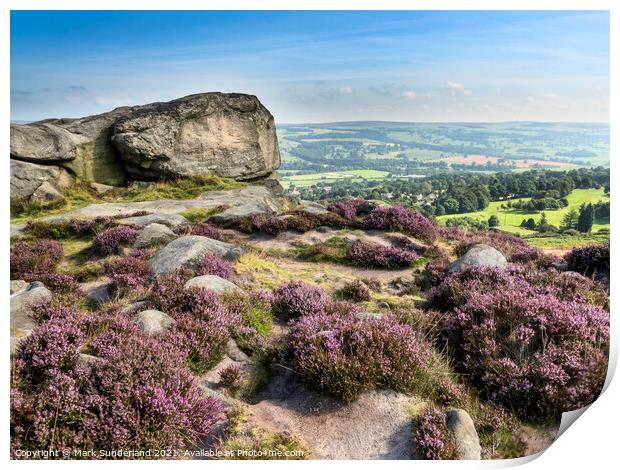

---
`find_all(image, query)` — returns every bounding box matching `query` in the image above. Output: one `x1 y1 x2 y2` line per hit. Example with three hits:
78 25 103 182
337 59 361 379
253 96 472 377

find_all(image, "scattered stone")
226 339 250 362
297 201 329 216
446 409 481 460
133 222 178 249
10 281 52 338
10 280 29 295
184 275 242 293
316 225 331 233
30 181 64 203
119 301 147 315
78 353 104 368
83 281 111 308
150 236 244 277
134 309 176 334
448 244 507 273
90 182 116 194
355 311 383 322
377 301 391 310
357 199 390 216
117 213 188 229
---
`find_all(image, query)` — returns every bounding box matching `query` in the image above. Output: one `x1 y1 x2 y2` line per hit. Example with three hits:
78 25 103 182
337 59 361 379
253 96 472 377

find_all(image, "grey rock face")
10 93 281 202
10 280 29 295
297 201 329 216
10 281 53 337
133 223 178 249
134 309 176 334
207 186 283 227
184 275 242 293
111 93 280 181
10 159 74 202
446 409 481 460
150 235 243 277
117 213 188 229
226 338 250 362
448 244 507 273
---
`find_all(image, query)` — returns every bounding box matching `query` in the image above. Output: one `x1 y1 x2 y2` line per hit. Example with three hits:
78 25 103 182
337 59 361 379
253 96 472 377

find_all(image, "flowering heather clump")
150 274 238 372
272 281 330 320
347 240 418 269
23 272 82 301
219 363 242 388
197 254 233 279
10 239 63 279
413 405 457 460
451 230 555 267
565 243 610 277
327 198 365 220
11 314 223 457
336 279 372 302
428 265 609 418
107 249 151 296
289 310 432 401
189 222 223 240
364 205 438 242
249 213 289 235
92 225 139 256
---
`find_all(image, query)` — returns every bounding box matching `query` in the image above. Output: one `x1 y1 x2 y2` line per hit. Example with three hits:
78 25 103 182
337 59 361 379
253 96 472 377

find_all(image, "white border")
2 1 616 469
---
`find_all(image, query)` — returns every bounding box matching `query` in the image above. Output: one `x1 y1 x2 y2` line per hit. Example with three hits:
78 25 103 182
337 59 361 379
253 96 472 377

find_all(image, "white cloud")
340 86 353 94
543 93 560 99
402 90 417 100
447 81 465 91
526 96 535 103
463 89 473 96
95 96 131 106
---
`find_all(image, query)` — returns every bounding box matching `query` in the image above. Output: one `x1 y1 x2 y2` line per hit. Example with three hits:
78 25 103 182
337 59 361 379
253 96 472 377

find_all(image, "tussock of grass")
11 176 244 223
179 206 227 223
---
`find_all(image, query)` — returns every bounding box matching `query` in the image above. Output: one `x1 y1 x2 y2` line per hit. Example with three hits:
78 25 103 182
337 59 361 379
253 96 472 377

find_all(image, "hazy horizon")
11 11 609 123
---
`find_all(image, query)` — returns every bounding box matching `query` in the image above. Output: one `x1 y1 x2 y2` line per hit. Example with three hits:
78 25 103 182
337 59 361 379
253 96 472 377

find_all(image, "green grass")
11 176 243 224
437 188 610 235
282 169 388 189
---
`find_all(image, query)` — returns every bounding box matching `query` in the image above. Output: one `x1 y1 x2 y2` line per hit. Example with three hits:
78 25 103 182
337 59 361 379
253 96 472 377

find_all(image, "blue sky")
10 10 609 122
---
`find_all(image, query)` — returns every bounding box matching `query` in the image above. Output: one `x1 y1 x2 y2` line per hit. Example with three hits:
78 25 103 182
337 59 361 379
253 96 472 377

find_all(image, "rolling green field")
282 170 389 189
437 188 610 235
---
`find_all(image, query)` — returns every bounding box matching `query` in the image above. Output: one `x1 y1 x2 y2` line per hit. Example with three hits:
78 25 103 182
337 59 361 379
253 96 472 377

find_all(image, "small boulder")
10 280 29 295
134 309 176 334
446 409 481 460
10 281 53 336
448 244 507 273
355 311 383 322
357 199 390 216
226 338 250 362
90 182 115 194
117 213 188 229
83 282 111 308
150 236 244 277
184 275 242 293
30 181 64 203
133 222 178 249
297 201 329 216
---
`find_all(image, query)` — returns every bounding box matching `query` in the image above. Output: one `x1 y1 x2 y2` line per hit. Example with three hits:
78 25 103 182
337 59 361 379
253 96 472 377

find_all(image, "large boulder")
10 93 281 202
133 223 178 249
207 186 283 227
184 275 242 293
149 235 243 277
111 93 280 181
448 244 507 273
446 409 481 460
10 159 74 203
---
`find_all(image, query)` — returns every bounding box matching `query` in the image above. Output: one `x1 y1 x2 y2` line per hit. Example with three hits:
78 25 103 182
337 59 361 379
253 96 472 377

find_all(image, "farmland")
437 188 610 235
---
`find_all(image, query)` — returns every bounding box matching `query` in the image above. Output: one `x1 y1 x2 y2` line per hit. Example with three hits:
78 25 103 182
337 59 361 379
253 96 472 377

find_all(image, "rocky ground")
12 183 605 461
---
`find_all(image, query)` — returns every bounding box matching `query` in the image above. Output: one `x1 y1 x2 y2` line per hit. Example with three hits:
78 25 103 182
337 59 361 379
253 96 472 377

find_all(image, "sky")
10 10 609 123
